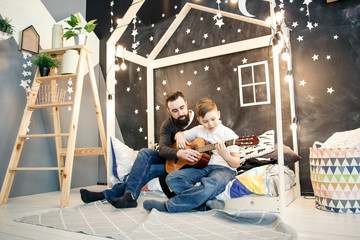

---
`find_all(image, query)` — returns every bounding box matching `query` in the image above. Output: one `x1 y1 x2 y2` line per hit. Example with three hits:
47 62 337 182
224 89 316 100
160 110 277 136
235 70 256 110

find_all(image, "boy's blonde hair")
195 98 218 118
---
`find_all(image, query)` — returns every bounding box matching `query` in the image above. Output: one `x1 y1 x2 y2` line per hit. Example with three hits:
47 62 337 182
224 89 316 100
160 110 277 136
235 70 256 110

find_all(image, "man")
80 91 200 208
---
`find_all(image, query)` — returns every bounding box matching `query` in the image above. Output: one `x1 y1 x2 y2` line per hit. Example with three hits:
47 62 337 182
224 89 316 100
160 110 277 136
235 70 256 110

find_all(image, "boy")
143 98 241 212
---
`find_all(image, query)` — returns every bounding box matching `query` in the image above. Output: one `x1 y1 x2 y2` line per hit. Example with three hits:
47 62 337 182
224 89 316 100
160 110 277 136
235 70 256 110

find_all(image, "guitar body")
165 138 211 173
165 135 259 173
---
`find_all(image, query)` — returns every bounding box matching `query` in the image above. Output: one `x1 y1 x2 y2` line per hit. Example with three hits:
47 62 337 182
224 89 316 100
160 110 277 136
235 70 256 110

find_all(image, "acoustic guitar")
165 135 259 173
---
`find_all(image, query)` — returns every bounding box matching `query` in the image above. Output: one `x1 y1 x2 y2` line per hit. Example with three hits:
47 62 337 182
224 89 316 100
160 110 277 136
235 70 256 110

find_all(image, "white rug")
15 201 297 239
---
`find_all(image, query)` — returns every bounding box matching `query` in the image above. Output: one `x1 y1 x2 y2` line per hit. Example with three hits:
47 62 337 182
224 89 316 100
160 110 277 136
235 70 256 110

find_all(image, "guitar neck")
195 139 235 153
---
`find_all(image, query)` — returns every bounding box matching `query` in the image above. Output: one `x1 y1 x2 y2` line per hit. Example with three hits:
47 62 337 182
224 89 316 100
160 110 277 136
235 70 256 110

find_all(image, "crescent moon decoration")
238 0 255 18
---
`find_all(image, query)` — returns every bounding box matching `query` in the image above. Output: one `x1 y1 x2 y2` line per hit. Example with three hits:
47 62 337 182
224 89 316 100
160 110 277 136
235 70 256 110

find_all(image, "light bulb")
114 64 120 71
282 51 289 61
265 16 272 25
285 74 292 82
117 18 122 25
120 62 127 70
290 123 297 131
116 45 124 57
230 0 238 3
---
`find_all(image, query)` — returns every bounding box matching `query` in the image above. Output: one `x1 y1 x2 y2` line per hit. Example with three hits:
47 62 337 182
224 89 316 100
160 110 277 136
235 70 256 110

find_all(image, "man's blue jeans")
165 165 236 213
103 148 166 201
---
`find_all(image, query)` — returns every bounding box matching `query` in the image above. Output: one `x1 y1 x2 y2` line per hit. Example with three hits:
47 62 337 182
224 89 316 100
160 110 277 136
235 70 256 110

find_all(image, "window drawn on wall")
238 60 270 107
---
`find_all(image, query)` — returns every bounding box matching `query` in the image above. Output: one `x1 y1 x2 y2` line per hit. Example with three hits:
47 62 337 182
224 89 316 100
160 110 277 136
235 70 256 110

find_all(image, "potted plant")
0 17 15 40
32 53 60 77
62 13 97 45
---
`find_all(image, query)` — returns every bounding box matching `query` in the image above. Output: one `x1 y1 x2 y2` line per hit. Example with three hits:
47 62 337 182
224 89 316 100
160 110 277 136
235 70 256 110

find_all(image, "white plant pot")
61 49 79 74
52 24 63 48
74 34 87 46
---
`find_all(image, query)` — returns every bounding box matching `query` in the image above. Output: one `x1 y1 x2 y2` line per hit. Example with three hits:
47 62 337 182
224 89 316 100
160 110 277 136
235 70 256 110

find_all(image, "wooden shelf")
39 46 93 55
19 133 70 139
9 167 65 171
28 102 74 109
36 74 77 82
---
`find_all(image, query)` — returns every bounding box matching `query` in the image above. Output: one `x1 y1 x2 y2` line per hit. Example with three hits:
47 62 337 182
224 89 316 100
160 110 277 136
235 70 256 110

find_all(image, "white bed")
110 129 301 213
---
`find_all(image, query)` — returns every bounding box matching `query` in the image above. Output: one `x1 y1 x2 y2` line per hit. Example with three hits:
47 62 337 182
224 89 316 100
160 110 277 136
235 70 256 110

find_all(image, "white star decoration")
136 67 141 72
217 87 221 91
292 22 298 28
126 87 131 92
215 18 224 28
327 87 334 94
299 80 306 86
20 79 29 88
187 81 192 86
333 35 339 40
297 36 304 42
312 54 319 61
242 58 248 64
186 29 191 34
149 36 154 41
155 105 160 111
204 66 209 71
135 109 139 114
162 80 167 85
175 48 180 53
180 70 184 74
306 22 313 31
203 33 208 39
139 127 143 133
194 71 198 75
67 87 73 94
68 80 73 85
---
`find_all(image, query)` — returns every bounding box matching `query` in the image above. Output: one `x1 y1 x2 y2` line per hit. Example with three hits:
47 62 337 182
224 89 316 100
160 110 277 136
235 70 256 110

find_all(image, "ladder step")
60 147 104 156
40 46 93 55
19 133 70 139
9 167 65 171
28 102 74 109
36 74 77 82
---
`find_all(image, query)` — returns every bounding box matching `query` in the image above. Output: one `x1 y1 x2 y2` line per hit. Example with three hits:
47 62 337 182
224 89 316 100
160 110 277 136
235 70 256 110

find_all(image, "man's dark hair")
165 91 185 108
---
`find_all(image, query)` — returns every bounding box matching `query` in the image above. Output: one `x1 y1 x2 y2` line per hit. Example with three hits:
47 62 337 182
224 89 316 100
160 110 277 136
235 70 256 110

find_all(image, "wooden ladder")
0 46 107 207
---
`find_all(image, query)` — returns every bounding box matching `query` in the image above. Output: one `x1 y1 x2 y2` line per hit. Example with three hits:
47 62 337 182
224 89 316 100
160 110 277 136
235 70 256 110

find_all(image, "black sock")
109 192 137 208
80 189 105 203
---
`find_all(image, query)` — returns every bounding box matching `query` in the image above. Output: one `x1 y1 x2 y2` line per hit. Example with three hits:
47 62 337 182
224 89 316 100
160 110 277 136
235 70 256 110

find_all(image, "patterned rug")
15 201 297 239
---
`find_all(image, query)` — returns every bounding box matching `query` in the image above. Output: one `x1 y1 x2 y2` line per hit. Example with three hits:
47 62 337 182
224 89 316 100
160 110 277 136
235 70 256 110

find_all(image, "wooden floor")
1 185 359 240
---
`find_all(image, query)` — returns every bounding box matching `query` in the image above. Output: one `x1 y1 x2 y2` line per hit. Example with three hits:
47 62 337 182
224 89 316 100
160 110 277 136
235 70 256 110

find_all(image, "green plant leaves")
62 13 97 40
32 53 60 68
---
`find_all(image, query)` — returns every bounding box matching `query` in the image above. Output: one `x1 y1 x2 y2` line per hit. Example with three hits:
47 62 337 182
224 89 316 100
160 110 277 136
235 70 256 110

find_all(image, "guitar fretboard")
194 137 257 153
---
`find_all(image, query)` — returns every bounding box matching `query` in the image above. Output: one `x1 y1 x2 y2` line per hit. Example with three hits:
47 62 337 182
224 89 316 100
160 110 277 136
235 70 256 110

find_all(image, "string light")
115 44 127 71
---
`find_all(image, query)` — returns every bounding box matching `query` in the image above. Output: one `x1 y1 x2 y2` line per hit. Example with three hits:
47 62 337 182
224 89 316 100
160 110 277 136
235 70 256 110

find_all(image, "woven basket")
309 147 360 213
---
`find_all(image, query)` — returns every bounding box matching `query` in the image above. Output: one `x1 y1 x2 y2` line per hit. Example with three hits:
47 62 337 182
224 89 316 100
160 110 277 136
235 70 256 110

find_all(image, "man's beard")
173 114 190 129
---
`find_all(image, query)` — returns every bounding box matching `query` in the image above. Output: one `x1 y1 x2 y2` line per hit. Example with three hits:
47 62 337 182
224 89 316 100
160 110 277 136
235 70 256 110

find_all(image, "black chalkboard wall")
87 0 360 195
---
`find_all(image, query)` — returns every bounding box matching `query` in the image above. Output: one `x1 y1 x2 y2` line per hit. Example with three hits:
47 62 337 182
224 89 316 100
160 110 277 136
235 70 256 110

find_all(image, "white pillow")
111 137 138 182
239 130 275 161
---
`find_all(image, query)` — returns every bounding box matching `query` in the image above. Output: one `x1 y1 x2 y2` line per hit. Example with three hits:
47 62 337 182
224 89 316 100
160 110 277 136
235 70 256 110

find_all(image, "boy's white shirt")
183 123 239 170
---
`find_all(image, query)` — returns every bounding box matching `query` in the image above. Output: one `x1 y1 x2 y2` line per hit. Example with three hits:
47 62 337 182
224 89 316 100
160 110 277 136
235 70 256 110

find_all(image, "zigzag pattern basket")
310 147 360 213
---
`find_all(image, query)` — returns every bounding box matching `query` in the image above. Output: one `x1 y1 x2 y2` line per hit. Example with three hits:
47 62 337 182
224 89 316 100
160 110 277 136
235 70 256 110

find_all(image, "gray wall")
0 0 106 199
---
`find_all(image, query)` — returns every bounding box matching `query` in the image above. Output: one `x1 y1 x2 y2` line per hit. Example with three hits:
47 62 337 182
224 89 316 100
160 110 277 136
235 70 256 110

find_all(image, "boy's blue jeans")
103 148 166 201
165 165 236 213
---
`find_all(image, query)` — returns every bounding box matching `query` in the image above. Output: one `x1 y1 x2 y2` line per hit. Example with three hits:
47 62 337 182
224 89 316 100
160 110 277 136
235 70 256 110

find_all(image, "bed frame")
105 0 301 213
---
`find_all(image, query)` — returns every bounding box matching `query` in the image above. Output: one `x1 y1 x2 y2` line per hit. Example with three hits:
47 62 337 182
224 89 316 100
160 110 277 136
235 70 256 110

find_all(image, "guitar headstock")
235 135 259 146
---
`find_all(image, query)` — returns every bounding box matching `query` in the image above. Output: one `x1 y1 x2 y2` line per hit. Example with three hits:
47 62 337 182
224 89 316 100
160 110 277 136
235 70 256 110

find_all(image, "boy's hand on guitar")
177 149 201 163
215 142 231 161
175 132 188 149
